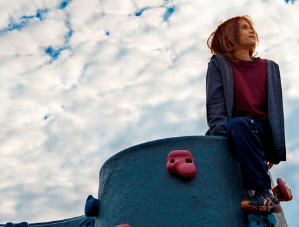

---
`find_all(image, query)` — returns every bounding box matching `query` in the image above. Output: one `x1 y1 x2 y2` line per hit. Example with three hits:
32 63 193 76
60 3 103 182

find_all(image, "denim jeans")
226 117 272 190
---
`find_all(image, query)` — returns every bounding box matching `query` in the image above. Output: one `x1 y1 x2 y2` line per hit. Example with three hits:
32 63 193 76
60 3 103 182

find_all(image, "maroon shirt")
230 58 268 120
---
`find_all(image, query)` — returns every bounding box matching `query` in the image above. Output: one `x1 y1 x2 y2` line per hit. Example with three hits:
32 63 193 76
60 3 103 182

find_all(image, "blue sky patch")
36 9 48 20
0 8 48 34
285 0 296 3
135 7 151 17
164 7 175 21
0 17 29 33
45 47 62 59
21 16 35 19
36 12 42 18
62 19 73 45
64 29 73 43
60 0 72 9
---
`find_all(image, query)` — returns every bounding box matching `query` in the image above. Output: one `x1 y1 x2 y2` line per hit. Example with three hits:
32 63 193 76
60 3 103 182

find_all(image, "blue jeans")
226 117 272 190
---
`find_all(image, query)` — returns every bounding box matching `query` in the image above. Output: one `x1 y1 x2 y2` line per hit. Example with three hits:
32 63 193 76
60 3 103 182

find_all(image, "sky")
0 0 299 225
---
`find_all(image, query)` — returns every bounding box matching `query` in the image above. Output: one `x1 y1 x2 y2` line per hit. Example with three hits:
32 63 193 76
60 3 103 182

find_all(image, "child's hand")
266 161 273 169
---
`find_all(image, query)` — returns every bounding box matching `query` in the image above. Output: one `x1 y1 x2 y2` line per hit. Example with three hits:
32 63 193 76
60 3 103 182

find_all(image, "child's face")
237 18 256 48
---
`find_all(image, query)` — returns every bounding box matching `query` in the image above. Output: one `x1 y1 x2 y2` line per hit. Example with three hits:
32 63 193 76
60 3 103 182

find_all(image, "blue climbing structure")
95 136 288 227
0 136 289 227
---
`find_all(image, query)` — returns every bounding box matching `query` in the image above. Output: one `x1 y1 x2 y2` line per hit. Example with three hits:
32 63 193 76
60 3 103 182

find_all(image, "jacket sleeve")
205 59 228 137
271 62 286 163
275 63 286 161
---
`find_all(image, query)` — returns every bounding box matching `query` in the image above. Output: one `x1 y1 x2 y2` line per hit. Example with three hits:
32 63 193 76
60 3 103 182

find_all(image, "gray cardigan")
205 54 286 164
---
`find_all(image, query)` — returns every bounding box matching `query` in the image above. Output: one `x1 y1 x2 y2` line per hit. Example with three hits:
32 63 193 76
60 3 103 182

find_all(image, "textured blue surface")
84 195 99 217
4 222 29 227
96 136 247 226
1 216 85 227
79 217 95 227
248 213 276 227
96 136 287 227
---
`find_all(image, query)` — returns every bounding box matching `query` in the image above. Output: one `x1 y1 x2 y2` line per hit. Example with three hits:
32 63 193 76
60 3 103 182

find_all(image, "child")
205 15 286 213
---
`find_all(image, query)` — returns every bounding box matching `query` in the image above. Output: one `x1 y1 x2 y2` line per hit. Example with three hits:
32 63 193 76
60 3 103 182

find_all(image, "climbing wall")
95 136 288 227
0 216 86 227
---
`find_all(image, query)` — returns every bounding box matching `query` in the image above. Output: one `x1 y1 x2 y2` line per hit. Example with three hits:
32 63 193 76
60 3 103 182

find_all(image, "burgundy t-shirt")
230 58 268 121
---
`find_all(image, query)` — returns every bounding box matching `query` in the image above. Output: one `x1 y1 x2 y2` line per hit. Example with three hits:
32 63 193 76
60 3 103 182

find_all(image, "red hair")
207 15 259 63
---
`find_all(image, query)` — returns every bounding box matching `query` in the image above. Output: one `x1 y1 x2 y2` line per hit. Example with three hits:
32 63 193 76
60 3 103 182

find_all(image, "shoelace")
265 192 275 227
256 192 272 227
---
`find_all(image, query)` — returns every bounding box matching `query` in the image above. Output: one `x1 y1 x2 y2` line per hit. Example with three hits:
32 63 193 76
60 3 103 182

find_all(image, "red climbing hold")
115 225 131 227
272 178 293 201
166 150 196 178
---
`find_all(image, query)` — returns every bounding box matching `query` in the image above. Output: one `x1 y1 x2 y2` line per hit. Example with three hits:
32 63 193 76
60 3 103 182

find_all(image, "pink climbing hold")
166 150 196 178
115 225 131 227
272 178 293 201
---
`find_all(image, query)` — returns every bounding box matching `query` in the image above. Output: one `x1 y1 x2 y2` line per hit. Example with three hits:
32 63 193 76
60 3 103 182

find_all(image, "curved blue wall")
0 216 86 227
96 136 287 227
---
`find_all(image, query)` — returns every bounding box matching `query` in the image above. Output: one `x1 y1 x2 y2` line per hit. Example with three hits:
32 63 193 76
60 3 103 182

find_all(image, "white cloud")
0 0 61 29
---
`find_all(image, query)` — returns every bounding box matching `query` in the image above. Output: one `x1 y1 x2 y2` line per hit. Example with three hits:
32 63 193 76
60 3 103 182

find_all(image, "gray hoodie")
205 54 286 164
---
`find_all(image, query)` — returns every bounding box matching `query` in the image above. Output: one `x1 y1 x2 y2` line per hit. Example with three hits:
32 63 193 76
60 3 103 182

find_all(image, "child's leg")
225 117 271 190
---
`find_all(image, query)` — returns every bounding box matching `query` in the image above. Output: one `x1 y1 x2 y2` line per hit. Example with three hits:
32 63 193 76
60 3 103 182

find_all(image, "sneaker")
241 189 282 213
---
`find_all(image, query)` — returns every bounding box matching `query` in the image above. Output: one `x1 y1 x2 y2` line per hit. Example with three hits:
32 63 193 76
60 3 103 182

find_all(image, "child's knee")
226 117 249 134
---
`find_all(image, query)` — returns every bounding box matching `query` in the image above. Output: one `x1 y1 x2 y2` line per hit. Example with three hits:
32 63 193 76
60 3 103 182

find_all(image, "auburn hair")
207 15 259 64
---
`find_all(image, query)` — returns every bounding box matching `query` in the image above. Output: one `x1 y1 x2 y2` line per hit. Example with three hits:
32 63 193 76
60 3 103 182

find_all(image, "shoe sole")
241 201 282 213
